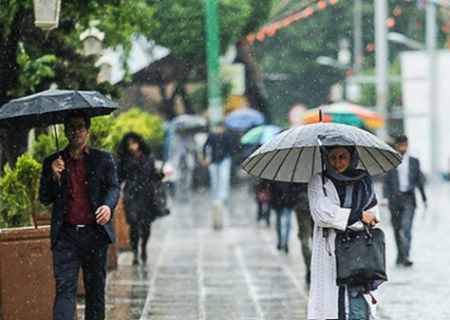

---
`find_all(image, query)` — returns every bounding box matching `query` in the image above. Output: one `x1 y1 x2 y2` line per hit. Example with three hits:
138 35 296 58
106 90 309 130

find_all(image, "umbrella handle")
317 137 327 196
53 125 59 152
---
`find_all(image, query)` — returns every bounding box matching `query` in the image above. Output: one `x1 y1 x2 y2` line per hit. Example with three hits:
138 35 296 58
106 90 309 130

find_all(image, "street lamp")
387 32 426 50
33 0 61 32
316 55 359 101
80 22 105 56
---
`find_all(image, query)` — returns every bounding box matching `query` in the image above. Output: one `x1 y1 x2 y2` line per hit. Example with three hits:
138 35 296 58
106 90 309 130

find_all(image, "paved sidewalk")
77 179 450 320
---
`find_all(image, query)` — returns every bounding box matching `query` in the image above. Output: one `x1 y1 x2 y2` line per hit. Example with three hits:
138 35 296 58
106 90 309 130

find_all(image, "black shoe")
284 243 289 254
141 251 147 264
277 243 282 251
132 254 139 265
402 260 413 267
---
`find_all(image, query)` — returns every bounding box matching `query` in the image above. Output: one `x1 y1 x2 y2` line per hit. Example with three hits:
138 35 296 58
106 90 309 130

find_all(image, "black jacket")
382 155 427 208
39 147 120 249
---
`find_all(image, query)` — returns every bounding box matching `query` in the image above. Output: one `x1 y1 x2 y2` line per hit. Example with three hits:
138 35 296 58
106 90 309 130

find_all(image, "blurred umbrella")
240 125 282 145
242 122 401 183
0 89 119 150
302 101 385 130
224 108 266 131
170 114 207 132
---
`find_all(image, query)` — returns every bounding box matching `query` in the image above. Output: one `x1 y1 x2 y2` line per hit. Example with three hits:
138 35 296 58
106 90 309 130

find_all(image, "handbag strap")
338 286 346 320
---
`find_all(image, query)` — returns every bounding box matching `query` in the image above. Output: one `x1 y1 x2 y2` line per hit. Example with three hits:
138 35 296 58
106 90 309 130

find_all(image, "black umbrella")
0 89 119 150
241 122 401 182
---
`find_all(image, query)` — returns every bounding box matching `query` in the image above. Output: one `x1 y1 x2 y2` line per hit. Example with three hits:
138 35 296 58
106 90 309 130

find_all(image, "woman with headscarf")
117 132 163 265
307 145 381 320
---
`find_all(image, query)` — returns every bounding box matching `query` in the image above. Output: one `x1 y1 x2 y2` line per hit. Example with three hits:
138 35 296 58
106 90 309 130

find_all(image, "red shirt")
64 146 96 225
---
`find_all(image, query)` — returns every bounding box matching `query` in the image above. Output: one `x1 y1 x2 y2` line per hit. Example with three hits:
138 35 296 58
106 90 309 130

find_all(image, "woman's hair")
117 132 151 163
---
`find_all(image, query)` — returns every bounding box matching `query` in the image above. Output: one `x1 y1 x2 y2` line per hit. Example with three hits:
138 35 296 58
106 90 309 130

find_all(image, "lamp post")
375 0 389 140
33 0 61 33
205 0 222 130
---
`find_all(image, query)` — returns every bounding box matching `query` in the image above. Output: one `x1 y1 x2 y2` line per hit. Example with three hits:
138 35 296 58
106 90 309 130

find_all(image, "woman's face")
127 139 139 154
327 147 352 173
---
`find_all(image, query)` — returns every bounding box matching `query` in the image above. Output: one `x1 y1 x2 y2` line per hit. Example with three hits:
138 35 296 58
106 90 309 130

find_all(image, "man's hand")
95 205 111 225
361 210 380 227
51 156 65 183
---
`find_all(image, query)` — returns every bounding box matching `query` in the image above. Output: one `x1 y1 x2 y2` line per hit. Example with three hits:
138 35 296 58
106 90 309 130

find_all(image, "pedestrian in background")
253 178 271 226
201 122 234 202
382 134 427 267
39 112 120 320
201 122 234 229
292 183 313 285
169 129 196 202
308 145 380 320
269 181 297 253
117 132 164 265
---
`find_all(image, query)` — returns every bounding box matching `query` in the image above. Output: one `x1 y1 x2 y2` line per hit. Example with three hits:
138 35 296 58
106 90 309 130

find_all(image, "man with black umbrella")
39 111 120 320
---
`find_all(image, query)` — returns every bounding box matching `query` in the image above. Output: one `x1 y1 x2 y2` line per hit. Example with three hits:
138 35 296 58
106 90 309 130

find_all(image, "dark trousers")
256 201 271 224
293 202 313 273
52 224 109 320
389 193 415 263
130 223 151 255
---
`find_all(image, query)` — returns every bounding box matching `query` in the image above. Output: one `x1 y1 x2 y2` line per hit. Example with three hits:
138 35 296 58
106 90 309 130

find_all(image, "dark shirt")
65 146 95 225
203 132 234 163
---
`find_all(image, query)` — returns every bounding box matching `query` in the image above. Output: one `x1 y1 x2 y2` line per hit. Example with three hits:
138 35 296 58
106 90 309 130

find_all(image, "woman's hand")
361 210 379 227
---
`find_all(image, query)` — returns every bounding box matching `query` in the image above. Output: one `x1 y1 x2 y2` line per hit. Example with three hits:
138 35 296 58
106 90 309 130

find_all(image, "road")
77 176 450 320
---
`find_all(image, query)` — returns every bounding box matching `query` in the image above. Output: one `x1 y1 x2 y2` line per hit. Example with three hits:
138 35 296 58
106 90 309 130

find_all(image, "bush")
30 126 68 164
107 108 166 152
0 154 42 228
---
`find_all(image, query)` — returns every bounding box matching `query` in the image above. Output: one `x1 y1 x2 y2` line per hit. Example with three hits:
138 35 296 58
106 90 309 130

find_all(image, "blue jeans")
348 290 370 320
208 157 231 201
275 207 291 245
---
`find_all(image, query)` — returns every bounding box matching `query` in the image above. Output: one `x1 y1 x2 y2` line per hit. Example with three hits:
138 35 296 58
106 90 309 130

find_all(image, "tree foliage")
253 1 449 126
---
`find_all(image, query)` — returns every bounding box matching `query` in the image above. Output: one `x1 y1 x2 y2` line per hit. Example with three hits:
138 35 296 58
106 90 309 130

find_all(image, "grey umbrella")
170 114 207 132
241 122 401 182
0 89 119 150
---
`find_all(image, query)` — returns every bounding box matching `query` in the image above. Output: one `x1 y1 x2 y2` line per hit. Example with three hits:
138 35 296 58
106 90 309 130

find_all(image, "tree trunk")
236 39 272 122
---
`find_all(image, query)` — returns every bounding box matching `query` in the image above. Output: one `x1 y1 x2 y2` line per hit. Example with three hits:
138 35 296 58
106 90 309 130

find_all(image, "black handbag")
151 177 171 219
335 225 388 286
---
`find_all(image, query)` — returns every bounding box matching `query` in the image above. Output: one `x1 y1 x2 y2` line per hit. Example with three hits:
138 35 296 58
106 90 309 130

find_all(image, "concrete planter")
0 226 54 320
36 212 51 226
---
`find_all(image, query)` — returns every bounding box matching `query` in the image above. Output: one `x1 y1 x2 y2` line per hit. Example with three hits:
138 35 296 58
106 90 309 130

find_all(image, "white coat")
307 173 380 320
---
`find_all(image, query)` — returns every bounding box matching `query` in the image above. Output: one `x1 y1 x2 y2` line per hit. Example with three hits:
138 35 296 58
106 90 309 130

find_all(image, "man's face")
65 116 90 148
395 141 408 155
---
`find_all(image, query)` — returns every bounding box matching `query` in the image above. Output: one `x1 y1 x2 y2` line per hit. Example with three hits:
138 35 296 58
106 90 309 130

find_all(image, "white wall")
400 50 450 177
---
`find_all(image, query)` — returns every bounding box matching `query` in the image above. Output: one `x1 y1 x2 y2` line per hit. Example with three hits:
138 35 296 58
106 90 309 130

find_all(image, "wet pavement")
77 176 450 320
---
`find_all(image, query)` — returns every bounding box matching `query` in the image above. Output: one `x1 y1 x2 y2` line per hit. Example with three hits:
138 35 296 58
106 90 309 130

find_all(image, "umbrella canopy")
302 102 385 130
240 125 282 145
241 122 401 183
0 89 119 128
170 114 207 132
224 108 266 131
